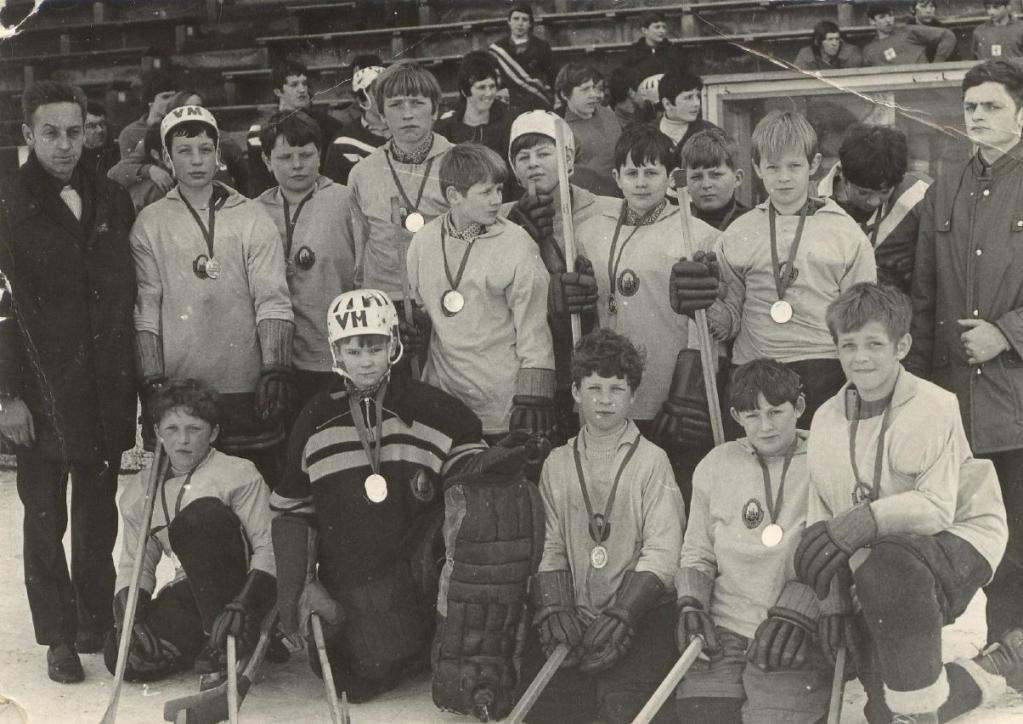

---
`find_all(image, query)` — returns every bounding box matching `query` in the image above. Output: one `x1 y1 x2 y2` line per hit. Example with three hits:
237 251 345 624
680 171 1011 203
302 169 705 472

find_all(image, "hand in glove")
209 570 276 658
675 597 721 659
818 613 861 674
669 250 722 317
874 237 915 290
747 606 815 672
579 570 665 673
299 580 346 640
254 365 294 420
650 349 714 452
113 587 161 661
509 369 557 439
533 570 583 667
549 255 598 318
508 190 555 246
795 505 877 599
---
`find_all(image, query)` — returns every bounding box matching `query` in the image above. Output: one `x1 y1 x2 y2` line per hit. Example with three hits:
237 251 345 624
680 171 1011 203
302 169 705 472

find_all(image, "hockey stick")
226 635 239 724
676 187 726 446
305 528 346 724
629 635 705 724
399 247 421 380
101 444 168 724
507 643 570 724
553 120 581 347
828 646 847 724
162 605 279 724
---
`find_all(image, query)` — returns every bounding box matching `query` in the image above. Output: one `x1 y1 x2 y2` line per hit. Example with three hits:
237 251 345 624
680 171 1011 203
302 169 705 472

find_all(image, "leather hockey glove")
298 581 346 640
650 349 714 451
509 368 557 439
873 236 915 291
669 250 722 317
533 569 583 667
112 587 160 661
549 255 598 318
795 504 878 599
579 570 666 673
209 569 277 658
819 613 861 674
676 597 721 659
747 605 815 672
399 304 431 358
508 190 555 246
255 318 295 420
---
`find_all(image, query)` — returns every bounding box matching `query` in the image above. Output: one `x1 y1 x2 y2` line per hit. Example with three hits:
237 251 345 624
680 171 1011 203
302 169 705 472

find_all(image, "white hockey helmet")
352 66 385 109
638 73 665 105
326 289 404 378
508 110 575 176
160 104 218 153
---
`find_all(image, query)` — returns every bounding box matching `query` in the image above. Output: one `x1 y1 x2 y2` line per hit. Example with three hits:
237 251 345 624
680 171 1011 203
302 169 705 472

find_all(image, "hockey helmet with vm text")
160 105 219 153
327 289 404 377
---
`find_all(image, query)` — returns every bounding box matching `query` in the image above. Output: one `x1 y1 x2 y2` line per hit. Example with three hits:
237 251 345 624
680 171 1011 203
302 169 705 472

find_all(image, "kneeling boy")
676 358 830 724
797 282 1019 724
105 379 277 681
526 328 686 723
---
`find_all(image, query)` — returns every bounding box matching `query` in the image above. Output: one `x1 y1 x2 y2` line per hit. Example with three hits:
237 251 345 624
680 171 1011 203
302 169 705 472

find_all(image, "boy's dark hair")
272 58 309 92
613 123 674 172
963 58 1023 111
839 124 907 191
811 20 841 54
658 71 703 106
751 110 818 165
259 109 323 154
554 63 603 103
681 128 739 171
508 1 534 24
730 358 802 412
373 61 444 114
825 282 912 342
866 4 895 19
151 378 221 429
164 121 218 153
86 100 107 118
457 51 501 98
22 80 86 125
607 66 640 107
639 10 667 28
351 53 384 73
571 328 645 391
509 132 555 160
983 0 1009 7
141 70 178 105
439 142 508 197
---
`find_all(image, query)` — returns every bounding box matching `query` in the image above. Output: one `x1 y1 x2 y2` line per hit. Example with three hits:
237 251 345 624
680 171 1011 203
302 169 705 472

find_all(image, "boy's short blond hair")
751 110 818 165
439 143 508 198
373 61 443 114
825 282 911 343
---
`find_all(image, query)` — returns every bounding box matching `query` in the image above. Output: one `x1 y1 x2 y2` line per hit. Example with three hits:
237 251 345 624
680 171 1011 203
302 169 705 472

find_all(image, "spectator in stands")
622 10 689 80
862 3 956 66
435 52 517 166
336 53 384 128
247 58 345 197
793 20 865 70
81 101 119 178
657 72 718 171
910 0 947 28
489 1 554 111
681 128 749 231
117 70 179 195
608 66 653 129
973 0 1023 60
556 63 622 197
323 65 390 186
124 127 169 212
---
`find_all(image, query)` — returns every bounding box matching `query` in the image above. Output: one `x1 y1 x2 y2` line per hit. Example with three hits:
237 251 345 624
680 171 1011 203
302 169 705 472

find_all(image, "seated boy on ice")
525 328 686 723
796 282 1020 724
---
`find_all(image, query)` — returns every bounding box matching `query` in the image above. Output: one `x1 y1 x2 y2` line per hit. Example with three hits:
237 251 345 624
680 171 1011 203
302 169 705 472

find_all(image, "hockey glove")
669 250 722 317
509 368 557 439
747 605 816 671
508 190 555 247
874 236 915 291
271 515 310 638
256 318 295 420
579 570 665 673
298 581 346 640
650 349 714 451
533 569 583 668
549 255 598 318
209 569 277 658
795 505 878 599
818 613 861 675
112 587 160 661
675 597 721 659
399 304 431 358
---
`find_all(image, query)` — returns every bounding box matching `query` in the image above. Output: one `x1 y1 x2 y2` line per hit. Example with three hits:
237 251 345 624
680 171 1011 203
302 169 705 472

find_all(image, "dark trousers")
103 498 249 681
852 533 990 722
517 601 678 724
979 447 1023 643
16 448 119 646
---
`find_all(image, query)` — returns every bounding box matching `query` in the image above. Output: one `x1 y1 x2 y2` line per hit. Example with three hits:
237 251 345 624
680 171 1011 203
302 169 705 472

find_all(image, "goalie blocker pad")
431 468 545 722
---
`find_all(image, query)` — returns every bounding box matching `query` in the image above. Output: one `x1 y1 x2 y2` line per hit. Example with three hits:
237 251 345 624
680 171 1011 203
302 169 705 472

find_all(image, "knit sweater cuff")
675 567 714 610
773 580 821 621
515 367 555 398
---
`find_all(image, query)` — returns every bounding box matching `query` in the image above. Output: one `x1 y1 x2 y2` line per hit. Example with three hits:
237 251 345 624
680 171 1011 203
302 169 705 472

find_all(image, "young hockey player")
556 63 622 197
526 328 686 724
406 143 556 441
680 128 749 231
676 358 830 724
349 61 452 303
657 72 717 172
817 124 930 294
270 289 525 701
503 110 610 438
669 110 876 423
796 282 1018 724
862 3 956 67
972 0 1023 60
105 379 276 680
257 110 357 409
131 105 294 485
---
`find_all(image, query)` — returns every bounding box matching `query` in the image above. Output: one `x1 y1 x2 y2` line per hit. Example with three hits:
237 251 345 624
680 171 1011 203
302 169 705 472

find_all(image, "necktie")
60 185 82 221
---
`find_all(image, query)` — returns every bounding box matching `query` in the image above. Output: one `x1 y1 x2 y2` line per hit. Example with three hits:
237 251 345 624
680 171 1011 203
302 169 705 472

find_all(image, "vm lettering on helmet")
334 309 368 330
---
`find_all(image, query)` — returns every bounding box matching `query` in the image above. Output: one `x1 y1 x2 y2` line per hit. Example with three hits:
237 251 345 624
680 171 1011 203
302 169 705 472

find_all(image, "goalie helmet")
352 66 385 109
160 104 219 154
638 73 665 105
326 289 404 378
508 110 574 176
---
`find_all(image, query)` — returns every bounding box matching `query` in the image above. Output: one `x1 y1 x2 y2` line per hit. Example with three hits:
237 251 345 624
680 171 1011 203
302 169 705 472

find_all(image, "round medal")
617 269 640 297
295 246 316 270
590 545 608 569
770 299 793 324
205 257 222 280
761 523 784 548
404 211 425 232
193 254 209 279
365 473 388 503
441 289 465 317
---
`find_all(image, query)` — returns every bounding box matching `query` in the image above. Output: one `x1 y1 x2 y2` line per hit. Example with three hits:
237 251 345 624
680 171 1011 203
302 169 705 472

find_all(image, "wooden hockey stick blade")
828 646 847 724
162 607 279 724
507 643 570 724
101 445 168 724
226 635 239 724
311 614 345 724
341 691 351 724
630 636 705 724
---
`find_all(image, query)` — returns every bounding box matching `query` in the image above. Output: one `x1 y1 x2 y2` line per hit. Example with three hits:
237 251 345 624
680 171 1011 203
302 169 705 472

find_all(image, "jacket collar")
754 195 829 216
971 141 1023 178
830 366 918 417
10 153 100 235
576 419 641 451
326 371 417 427
258 175 332 206
737 428 809 457
165 181 245 210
